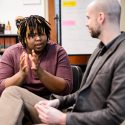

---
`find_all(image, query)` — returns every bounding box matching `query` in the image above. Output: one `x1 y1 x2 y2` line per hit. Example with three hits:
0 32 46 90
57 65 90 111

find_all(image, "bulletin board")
61 0 99 55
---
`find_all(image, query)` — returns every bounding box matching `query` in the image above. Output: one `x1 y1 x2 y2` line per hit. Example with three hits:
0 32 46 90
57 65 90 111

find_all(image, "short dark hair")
17 15 51 48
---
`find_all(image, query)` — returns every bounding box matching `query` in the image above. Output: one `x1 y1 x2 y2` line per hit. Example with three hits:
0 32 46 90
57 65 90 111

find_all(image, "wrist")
55 99 60 108
18 70 27 79
36 66 43 76
60 113 66 125
31 63 39 71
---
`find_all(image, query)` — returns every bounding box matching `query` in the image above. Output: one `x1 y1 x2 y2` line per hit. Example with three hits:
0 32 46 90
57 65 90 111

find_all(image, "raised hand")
20 52 29 75
29 50 39 70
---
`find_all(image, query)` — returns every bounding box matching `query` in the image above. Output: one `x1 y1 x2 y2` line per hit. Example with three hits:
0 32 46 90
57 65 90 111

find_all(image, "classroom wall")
0 0 48 34
120 0 125 31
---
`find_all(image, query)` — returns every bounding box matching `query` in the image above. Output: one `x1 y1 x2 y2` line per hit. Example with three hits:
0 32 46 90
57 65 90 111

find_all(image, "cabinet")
0 34 18 55
68 55 90 65
68 55 91 72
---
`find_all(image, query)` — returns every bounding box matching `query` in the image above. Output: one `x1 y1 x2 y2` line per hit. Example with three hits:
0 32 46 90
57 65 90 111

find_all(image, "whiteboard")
61 0 99 54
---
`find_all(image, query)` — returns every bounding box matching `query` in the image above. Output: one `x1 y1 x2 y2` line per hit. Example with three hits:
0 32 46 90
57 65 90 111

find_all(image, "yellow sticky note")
63 1 77 7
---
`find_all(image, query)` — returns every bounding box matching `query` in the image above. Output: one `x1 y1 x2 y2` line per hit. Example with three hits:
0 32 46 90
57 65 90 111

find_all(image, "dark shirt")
86 39 117 83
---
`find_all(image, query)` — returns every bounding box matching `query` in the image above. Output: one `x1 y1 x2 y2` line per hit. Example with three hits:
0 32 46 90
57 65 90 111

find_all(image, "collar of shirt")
98 33 121 56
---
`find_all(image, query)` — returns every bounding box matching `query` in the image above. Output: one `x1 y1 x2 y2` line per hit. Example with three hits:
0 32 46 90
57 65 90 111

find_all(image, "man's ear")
98 12 105 24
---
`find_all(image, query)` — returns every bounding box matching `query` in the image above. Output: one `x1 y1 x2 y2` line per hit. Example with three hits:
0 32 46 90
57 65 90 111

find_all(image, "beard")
91 29 101 38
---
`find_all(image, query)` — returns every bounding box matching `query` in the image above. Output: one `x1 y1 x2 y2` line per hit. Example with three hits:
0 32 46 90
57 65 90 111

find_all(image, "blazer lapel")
80 47 100 87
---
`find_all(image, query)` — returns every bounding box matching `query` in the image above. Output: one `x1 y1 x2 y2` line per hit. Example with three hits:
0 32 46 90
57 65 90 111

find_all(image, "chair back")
71 65 83 93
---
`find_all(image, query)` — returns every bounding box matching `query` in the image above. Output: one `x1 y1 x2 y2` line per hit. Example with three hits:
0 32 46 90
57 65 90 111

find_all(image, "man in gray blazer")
34 0 125 125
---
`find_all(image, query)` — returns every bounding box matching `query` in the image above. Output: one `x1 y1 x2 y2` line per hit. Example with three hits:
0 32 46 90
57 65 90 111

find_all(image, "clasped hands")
34 99 66 125
20 50 39 75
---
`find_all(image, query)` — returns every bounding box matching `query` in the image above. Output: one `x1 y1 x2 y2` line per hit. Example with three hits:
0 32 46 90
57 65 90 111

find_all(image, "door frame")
48 0 57 42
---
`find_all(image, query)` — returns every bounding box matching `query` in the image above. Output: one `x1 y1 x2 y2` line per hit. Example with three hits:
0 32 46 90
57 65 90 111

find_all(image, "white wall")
0 0 48 34
61 0 99 54
120 0 125 31
61 0 125 55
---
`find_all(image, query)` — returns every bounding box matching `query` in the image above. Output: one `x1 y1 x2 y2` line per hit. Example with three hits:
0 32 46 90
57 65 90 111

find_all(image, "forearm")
50 92 78 110
4 71 26 87
36 68 67 94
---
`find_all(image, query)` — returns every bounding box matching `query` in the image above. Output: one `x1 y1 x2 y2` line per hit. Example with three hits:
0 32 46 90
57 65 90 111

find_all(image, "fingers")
29 54 32 61
32 49 37 57
20 50 39 71
29 50 37 60
35 103 52 119
35 104 48 113
29 50 39 70
35 104 50 123
20 52 28 71
37 100 49 105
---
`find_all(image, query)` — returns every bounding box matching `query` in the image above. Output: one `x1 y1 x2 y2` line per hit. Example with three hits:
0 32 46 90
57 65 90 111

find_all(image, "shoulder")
45 41 68 59
2 42 24 57
5 42 23 50
47 41 67 53
116 33 125 53
4 42 24 53
112 34 125 63
111 32 125 54
117 40 125 58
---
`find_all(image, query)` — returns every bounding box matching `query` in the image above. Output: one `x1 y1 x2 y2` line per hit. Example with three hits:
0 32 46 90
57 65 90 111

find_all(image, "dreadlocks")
17 15 51 48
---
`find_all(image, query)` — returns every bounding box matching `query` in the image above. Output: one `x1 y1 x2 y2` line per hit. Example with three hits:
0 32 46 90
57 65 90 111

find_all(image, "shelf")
0 34 18 37
0 34 18 55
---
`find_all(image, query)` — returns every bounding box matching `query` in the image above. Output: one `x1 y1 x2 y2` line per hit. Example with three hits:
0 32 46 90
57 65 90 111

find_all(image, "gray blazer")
58 32 125 125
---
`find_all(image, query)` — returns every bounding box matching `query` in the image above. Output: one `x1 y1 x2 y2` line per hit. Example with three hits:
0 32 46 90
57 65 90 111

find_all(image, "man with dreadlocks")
0 15 73 124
